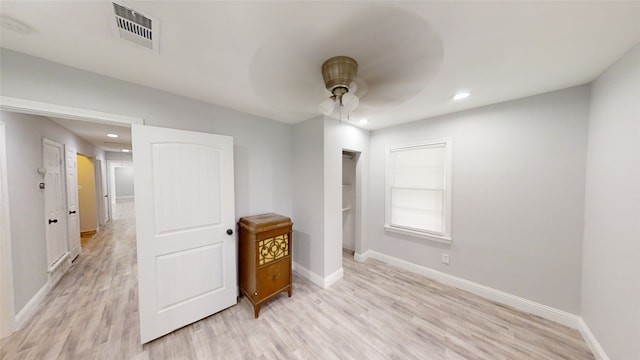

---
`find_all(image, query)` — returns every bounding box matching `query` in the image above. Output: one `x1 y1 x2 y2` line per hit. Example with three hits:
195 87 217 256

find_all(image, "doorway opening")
342 150 359 258
77 154 98 247
0 97 141 335
108 160 134 221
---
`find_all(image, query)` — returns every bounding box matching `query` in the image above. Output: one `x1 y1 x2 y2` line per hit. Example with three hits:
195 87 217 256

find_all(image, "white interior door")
0 122 16 339
132 124 237 344
43 139 67 269
93 159 106 227
65 146 81 260
99 160 109 224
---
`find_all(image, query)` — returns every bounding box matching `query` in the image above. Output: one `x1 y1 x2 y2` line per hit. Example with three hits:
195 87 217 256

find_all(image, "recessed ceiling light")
121 149 130 153
452 90 471 101
107 133 119 138
358 119 369 125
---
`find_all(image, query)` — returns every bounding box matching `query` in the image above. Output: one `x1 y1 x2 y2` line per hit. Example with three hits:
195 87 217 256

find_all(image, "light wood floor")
80 231 95 248
1 201 594 359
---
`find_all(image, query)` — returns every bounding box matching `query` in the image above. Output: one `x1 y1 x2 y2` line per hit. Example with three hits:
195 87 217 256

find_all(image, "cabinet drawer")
257 259 290 298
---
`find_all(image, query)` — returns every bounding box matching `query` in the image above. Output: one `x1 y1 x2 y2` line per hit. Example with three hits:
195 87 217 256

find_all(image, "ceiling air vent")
111 2 159 52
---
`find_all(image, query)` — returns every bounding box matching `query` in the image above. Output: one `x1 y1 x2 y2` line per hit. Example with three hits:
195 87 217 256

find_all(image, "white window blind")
386 140 452 243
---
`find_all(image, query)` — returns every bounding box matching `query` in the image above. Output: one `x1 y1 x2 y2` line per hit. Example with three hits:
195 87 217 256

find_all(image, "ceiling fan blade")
248 3 444 115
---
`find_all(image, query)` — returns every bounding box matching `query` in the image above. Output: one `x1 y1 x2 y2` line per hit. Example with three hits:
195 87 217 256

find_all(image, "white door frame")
0 121 16 339
0 96 143 332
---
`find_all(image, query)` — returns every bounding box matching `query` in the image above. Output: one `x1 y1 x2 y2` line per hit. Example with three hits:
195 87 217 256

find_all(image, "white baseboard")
354 250 370 263
324 267 343 288
355 250 581 329
578 318 610 360
292 262 343 289
292 262 324 288
14 282 50 330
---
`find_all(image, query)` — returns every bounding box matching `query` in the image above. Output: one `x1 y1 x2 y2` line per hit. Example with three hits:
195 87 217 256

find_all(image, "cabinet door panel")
257 259 290 298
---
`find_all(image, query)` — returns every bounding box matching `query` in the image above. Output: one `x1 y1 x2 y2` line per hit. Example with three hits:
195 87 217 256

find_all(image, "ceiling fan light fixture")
341 92 359 113
319 98 336 115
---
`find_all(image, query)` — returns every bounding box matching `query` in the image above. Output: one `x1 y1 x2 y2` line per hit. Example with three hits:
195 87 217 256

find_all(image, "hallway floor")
1 201 593 359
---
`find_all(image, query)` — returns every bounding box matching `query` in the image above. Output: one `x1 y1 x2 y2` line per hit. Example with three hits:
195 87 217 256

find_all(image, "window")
385 139 452 243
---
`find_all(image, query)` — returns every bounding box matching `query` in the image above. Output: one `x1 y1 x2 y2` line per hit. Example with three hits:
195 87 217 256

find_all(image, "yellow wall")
77 154 97 232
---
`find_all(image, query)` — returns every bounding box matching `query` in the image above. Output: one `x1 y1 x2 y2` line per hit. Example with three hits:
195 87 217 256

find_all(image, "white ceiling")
1 1 639 131
50 117 132 153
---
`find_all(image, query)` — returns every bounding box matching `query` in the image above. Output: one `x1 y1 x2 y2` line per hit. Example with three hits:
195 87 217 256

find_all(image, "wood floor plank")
1 200 594 359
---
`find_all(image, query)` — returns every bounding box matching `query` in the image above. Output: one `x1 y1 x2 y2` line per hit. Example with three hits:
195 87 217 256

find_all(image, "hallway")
1 201 140 359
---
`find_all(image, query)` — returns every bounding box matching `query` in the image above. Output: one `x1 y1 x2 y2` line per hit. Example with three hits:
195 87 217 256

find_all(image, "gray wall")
324 118 369 277
105 151 133 162
292 117 325 277
366 85 590 313
114 167 134 197
0 49 293 222
1 49 292 313
581 44 640 359
292 117 370 281
0 111 104 312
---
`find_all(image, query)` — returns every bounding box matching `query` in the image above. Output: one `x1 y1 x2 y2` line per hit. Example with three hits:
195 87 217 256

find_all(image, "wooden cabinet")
238 213 293 318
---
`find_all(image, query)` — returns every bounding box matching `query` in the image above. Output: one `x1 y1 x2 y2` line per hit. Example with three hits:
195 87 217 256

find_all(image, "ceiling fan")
247 4 444 123
318 56 360 118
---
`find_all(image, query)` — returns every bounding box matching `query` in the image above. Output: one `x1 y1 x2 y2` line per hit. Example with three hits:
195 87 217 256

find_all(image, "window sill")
384 225 452 245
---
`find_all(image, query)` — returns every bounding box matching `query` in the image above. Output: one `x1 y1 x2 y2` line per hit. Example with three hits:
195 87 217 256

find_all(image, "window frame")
384 138 453 244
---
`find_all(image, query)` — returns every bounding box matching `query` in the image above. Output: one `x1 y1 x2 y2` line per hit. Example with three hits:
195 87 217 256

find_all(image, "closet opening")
342 149 359 258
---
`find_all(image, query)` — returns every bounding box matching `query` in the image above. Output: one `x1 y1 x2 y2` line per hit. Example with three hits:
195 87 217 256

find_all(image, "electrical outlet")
442 253 450 265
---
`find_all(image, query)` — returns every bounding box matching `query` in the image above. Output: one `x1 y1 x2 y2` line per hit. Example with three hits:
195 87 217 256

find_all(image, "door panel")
44 139 67 268
65 146 81 260
133 124 236 344
152 143 221 234
156 244 224 311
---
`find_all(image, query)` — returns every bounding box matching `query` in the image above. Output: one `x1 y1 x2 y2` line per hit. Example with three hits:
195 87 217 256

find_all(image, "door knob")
69 211 76 214
48 219 58 224
226 229 233 236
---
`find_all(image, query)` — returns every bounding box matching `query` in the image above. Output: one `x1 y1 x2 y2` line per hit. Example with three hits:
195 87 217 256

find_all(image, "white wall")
366 85 590 314
0 111 104 312
0 49 293 222
581 44 640 359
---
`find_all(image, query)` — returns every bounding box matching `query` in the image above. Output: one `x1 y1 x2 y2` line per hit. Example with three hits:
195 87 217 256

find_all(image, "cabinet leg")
288 287 292 297
254 304 261 319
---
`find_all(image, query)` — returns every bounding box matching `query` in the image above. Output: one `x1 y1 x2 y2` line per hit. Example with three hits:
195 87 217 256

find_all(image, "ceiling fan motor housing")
322 56 358 95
